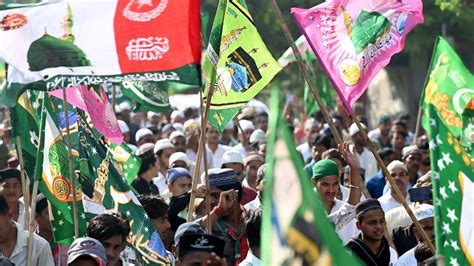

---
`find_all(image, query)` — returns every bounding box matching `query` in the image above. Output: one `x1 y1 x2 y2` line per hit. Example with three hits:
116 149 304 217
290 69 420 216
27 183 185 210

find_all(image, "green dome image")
27 33 91 72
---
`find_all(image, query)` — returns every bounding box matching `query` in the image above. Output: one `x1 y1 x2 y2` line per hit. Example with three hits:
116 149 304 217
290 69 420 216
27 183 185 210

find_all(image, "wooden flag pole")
351 115 435 253
187 88 213 221
198 88 212 232
15 136 31 232
413 105 423 145
269 0 371 199
27 180 39 266
62 88 80 238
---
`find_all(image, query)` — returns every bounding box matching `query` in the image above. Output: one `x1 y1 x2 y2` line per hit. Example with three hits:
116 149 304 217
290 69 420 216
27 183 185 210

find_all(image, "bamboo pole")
62 88 79 238
199 88 212 232
15 136 30 231
413 105 423 145
351 115 435 253
27 180 38 266
187 88 213 221
269 0 370 200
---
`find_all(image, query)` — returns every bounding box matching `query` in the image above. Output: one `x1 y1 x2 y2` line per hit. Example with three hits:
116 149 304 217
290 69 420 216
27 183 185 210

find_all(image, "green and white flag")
121 81 171 113
261 88 361 265
108 141 141 185
35 98 87 244
202 0 281 132
76 112 169 265
422 36 474 265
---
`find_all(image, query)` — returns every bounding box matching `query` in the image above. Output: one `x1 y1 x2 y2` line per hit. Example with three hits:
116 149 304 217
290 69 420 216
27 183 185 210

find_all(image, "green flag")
76 113 170 265
35 98 87 244
11 91 42 179
121 81 171 113
423 104 473 266
304 59 336 116
421 37 474 145
202 0 281 132
261 88 361 265
108 141 141 184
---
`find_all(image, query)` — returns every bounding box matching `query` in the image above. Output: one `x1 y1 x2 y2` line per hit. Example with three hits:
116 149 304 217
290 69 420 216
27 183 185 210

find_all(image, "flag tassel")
61 88 80 239
351 115 436 253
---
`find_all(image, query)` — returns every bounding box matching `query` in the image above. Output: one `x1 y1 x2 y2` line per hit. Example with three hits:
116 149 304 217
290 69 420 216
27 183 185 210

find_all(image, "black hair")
311 134 332 149
35 197 48 215
390 129 407 138
245 208 262 249
414 242 434 263
378 148 395 160
137 155 157 176
137 194 169 220
0 193 8 215
87 213 131 243
322 148 346 167
392 120 408 131
256 112 268 118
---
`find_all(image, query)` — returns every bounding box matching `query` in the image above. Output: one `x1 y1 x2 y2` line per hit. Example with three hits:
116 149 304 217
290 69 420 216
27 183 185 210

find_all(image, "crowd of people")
0 97 436 265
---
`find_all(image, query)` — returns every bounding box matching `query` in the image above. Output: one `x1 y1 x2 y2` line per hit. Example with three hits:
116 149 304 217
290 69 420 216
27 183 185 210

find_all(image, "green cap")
312 159 339 180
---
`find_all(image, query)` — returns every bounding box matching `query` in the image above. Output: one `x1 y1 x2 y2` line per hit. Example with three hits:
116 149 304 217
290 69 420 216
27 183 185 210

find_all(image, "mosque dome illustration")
26 32 91 72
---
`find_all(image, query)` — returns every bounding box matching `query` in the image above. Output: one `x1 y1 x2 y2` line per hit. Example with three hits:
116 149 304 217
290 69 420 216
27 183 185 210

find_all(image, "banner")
202 0 281 132
292 0 423 113
0 0 201 106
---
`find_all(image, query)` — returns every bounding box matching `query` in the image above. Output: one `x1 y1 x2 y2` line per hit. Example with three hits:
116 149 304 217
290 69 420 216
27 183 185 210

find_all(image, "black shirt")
131 176 160 195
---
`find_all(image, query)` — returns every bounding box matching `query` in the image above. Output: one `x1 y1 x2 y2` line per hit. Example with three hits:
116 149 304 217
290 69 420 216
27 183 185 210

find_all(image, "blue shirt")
366 171 385 198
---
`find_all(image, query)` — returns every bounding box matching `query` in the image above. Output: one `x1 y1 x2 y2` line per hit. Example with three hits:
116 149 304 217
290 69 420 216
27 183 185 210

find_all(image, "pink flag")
292 0 423 113
49 85 123 144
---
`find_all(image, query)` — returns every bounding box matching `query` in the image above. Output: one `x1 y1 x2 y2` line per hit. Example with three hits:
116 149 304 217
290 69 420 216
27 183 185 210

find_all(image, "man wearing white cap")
171 110 185 124
220 151 257 205
118 120 137 151
296 118 320 163
219 122 239 147
135 128 155 147
117 102 139 145
169 131 187 153
349 123 377 183
206 124 230 168
232 119 254 158
395 204 434 265
153 139 176 194
377 160 411 213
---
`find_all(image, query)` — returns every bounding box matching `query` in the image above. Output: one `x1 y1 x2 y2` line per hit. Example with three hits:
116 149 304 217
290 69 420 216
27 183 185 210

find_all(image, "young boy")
346 199 398 265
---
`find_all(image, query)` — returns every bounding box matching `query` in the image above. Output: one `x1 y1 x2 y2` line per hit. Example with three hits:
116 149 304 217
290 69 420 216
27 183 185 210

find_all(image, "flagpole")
15 136 31 232
413 105 423 145
351 115 436 253
198 88 212 232
62 88 80 239
17 135 33 266
187 87 213 222
269 0 371 199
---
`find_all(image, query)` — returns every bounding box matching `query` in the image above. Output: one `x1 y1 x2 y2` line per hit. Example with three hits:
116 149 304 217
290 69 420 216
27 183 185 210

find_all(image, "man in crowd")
134 128 155 147
391 129 407 160
0 193 53 265
312 142 362 244
221 151 257 205
233 120 255 159
245 164 265 211
401 145 422 186
153 139 176 194
197 168 248 265
366 148 396 198
138 194 173 247
169 131 187 153
346 199 398 265
296 118 320 163
303 134 332 178
395 204 434 265
175 233 226 266
239 208 262 266
348 123 378 182
377 160 411 212
87 213 131 266
0 168 26 228
67 237 108 266
206 124 230 168
243 152 264 191
368 115 392 149
132 143 160 195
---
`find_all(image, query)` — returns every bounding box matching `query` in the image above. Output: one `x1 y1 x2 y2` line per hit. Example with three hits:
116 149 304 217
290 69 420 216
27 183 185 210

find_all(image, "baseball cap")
178 233 225 259
67 237 107 266
174 222 207 246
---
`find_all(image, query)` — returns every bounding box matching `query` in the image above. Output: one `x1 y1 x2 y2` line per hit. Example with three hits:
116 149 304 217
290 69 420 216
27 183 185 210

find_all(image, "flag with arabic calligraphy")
0 0 201 107
202 0 281 132
291 0 423 113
